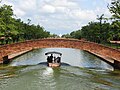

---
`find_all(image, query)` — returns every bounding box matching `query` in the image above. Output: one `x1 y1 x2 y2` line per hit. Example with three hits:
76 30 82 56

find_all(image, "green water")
0 48 120 90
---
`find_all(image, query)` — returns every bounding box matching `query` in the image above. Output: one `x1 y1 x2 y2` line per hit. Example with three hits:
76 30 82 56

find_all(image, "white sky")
1 0 112 35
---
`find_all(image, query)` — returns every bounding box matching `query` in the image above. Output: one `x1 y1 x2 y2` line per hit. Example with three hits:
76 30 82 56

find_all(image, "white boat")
45 51 62 67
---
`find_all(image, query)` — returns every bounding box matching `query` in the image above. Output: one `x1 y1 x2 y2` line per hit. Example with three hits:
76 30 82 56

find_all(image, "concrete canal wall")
0 38 120 69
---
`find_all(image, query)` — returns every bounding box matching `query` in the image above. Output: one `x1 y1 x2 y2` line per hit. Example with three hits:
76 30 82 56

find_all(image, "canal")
0 48 120 90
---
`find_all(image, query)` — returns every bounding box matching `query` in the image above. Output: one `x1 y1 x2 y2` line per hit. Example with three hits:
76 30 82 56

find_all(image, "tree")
97 14 105 43
108 0 120 20
80 22 111 43
108 0 120 40
63 0 120 43
0 4 16 44
70 30 81 39
110 20 120 40
49 34 59 38
62 34 72 38
0 4 50 44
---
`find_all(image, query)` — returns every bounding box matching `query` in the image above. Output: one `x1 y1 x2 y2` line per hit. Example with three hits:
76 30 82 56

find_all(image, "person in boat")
53 56 61 63
54 56 56 63
49 54 53 63
56 56 61 63
47 56 50 63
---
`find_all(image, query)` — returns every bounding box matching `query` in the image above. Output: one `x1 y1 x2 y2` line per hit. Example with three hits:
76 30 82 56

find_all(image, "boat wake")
43 67 54 76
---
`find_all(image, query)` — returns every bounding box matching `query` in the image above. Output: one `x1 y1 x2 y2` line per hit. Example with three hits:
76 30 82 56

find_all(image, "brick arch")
0 38 120 68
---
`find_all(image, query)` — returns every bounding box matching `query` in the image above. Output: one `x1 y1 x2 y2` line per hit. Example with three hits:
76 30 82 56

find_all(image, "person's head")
51 54 53 56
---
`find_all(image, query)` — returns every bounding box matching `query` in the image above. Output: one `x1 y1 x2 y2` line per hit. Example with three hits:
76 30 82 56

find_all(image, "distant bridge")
0 38 120 69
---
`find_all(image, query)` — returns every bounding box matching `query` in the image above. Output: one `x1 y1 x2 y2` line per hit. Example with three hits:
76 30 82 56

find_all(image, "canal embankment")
86 50 114 66
0 48 33 64
8 49 33 60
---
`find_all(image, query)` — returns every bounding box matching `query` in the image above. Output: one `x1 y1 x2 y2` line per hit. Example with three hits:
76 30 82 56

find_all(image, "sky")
1 0 112 35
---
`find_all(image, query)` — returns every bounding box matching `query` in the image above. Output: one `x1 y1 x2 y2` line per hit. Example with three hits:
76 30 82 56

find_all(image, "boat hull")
48 63 60 67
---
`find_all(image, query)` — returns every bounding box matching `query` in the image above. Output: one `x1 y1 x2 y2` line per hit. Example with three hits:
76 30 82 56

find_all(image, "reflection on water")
10 48 113 70
0 48 120 90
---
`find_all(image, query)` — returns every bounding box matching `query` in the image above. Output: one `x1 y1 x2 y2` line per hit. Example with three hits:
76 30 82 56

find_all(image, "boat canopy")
45 51 62 56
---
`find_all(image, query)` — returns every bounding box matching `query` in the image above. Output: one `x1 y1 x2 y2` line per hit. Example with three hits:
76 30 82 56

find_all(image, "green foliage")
0 5 14 35
62 33 72 38
108 0 120 20
80 22 111 43
110 20 120 40
108 0 120 40
0 4 50 44
65 21 116 43
70 30 81 39
66 0 120 43
49 34 59 38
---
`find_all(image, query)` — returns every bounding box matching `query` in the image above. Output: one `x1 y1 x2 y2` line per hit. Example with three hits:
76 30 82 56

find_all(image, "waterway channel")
0 48 120 90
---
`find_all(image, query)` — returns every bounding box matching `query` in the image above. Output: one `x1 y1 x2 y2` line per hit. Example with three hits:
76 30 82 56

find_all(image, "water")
0 48 120 90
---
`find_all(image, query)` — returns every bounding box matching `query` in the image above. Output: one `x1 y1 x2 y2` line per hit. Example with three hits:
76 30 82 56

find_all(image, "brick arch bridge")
0 38 120 69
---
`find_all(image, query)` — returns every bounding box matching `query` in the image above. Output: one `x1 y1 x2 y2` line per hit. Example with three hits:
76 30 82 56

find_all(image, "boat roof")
45 51 62 56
